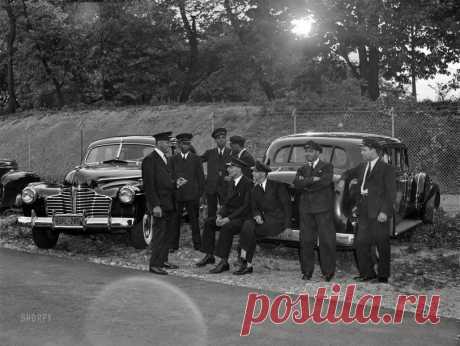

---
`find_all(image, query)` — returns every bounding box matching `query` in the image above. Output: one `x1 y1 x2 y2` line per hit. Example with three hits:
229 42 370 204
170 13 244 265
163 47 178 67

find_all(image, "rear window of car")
273 144 348 169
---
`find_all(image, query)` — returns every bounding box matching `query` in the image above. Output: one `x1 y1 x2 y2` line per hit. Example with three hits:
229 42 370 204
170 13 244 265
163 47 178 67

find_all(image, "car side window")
290 146 305 163
274 146 291 164
393 148 402 170
331 147 347 169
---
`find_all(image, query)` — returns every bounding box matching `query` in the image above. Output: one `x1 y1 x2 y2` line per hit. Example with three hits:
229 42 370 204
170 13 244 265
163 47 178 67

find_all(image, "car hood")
65 163 141 188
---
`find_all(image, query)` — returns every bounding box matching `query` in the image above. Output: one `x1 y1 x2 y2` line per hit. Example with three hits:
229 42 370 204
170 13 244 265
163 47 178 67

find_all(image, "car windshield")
85 144 154 164
272 144 349 169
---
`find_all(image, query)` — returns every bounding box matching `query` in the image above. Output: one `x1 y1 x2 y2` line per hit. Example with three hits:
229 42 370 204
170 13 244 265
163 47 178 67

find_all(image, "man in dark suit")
229 135 255 179
170 133 205 251
196 157 252 273
234 161 292 275
340 138 396 283
201 128 232 219
142 131 178 275
293 140 336 282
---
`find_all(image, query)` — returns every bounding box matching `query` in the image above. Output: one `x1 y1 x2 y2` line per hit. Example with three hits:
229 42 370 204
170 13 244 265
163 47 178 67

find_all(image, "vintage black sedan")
263 132 440 247
18 136 156 249
0 159 40 213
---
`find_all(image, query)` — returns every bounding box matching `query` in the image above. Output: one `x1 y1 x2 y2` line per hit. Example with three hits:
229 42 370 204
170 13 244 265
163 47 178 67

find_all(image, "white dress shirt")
361 157 379 194
154 148 167 164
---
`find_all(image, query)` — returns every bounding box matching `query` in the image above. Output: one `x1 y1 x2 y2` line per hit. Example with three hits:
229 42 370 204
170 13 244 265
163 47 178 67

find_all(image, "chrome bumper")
17 216 135 230
264 229 355 247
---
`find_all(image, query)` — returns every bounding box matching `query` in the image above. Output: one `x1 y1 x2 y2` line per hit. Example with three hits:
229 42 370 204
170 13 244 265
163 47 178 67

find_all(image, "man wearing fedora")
201 128 232 220
339 138 396 283
293 140 336 282
197 157 252 273
229 135 255 180
170 133 205 251
142 131 178 275
234 161 292 275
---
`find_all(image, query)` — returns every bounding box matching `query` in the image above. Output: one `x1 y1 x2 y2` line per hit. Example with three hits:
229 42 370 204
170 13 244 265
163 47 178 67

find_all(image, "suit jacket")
293 160 334 213
232 149 256 179
141 150 175 212
219 175 252 221
342 159 396 219
252 180 292 232
201 147 231 195
170 152 205 202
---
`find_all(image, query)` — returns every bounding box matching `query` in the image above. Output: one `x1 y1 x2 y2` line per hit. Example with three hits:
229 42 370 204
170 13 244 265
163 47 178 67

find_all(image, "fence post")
210 112 215 132
291 108 297 134
390 107 395 137
80 117 84 163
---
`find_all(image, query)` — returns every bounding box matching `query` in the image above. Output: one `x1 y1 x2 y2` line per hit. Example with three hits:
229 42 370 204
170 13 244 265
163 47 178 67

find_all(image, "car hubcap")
143 214 153 245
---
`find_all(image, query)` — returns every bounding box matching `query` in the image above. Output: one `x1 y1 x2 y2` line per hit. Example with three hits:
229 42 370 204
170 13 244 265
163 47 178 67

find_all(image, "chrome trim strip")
17 216 134 229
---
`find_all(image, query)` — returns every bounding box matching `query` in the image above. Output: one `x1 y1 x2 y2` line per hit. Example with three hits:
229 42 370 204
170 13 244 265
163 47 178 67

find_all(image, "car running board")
394 219 423 235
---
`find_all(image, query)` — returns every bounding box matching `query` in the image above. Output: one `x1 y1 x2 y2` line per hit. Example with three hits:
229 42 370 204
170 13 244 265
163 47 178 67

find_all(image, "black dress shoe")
162 262 179 269
209 260 230 274
302 274 312 281
354 275 377 282
169 248 177 254
372 277 388 283
233 263 253 275
324 273 335 282
196 254 215 267
193 243 202 251
149 266 168 275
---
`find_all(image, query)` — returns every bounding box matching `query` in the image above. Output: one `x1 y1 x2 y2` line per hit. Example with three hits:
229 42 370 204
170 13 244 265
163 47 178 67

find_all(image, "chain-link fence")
206 106 459 194
3 104 458 194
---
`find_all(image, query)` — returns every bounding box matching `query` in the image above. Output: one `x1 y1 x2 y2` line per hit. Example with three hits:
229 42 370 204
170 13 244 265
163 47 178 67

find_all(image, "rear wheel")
131 214 154 249
32 227 59 249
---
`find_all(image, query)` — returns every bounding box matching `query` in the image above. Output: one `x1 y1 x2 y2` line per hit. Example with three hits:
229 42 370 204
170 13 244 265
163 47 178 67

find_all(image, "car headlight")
21 187 37 204
119 185 136 204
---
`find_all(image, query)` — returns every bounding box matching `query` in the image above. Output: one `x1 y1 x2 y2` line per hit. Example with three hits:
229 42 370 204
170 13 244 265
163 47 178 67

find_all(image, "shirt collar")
260 178 267 190
233 175 243 186
181 152 189 159
370 157 379 170
308 158 320 168
237 148 246 158
154 148 167 162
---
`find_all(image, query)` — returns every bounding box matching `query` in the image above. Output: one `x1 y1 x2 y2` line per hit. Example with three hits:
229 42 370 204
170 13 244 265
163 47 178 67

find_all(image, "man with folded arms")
293 140 336 282
339 138 396 283
234 161 292 275
196 157 252 273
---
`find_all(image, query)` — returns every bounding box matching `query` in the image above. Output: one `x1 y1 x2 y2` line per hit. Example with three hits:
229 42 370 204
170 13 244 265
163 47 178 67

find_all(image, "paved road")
0 248 458 346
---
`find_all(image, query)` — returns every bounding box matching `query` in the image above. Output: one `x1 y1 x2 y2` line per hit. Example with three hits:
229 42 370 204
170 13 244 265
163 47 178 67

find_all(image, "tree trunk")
223 0 275 101
367 45 380 101
410 26 417 99
21 0 64 108
178 1 199 102
3 0 17 114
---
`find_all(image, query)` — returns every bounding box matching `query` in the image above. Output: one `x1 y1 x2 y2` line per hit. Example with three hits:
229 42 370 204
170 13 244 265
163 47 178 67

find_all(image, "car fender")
0 171 40 209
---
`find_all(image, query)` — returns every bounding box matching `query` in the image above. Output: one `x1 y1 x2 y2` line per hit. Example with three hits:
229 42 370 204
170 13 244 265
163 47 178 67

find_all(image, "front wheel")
32 227 59 249
130 214 154 249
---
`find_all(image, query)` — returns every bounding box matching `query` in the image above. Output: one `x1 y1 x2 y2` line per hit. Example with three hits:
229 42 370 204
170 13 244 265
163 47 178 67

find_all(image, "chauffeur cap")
176 133 193 143
226 157 248 169
229 135 246 146
304 140 323 153
362 137 382 151
251 161 271 173
153 131 172 142
212 127 227 138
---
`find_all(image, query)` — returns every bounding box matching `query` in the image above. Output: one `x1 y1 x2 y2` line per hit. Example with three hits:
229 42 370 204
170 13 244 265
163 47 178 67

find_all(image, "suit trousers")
239 219 284 262
299 211 336 276
172 200 201 249
201 217 244 259
356 197 391 279
206 192 222 219
149 211 175 267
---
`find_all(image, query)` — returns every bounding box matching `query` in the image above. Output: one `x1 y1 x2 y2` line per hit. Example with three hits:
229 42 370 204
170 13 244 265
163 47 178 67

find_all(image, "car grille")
45 187 112 217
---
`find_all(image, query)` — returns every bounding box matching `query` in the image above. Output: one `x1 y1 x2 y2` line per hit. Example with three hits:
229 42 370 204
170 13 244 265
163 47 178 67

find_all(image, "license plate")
53 214 84 227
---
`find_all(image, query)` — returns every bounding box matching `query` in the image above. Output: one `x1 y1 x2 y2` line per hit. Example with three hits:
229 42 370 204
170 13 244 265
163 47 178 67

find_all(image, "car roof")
274 132 402 146
88 136 156 147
